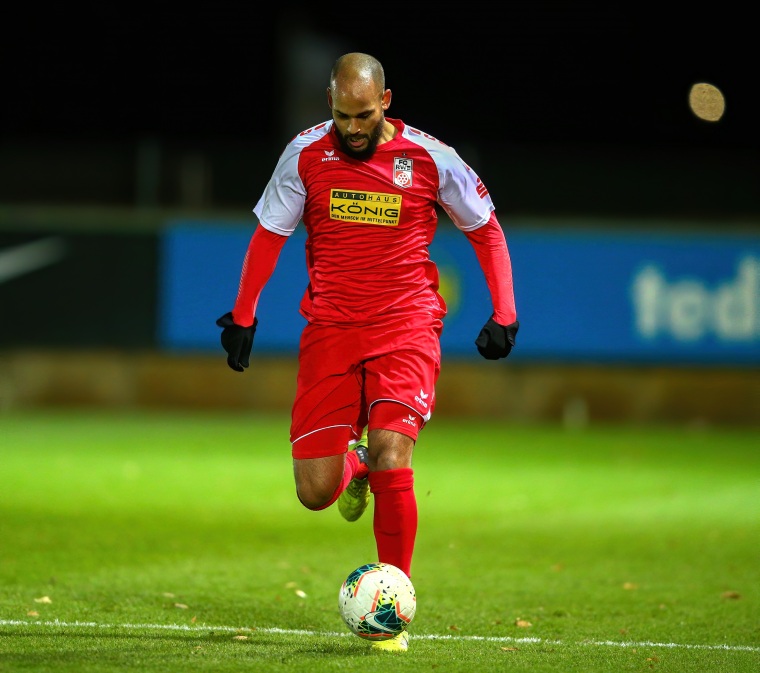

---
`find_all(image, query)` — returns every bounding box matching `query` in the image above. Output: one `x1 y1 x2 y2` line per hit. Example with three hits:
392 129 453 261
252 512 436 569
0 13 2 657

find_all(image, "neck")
378 119 397 145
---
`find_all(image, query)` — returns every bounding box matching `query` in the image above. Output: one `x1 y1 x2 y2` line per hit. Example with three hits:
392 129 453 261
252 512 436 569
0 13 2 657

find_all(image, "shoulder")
396 121 469 172
398 122 457 158
288 120 334 149
267 121 335 184
393 121 474 184
392 120 493 224
277 121 335 163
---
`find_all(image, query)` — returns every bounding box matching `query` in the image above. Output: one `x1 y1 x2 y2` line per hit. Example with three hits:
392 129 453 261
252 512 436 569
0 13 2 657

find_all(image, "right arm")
217 125 322 370
230 224 288 327
216 223 287 372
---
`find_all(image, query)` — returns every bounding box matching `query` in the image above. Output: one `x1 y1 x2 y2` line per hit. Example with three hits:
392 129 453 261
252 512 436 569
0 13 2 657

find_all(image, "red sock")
368 468 417 578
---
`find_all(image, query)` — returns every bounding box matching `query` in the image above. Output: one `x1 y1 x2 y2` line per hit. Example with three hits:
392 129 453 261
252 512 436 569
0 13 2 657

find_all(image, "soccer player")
217 52 518 652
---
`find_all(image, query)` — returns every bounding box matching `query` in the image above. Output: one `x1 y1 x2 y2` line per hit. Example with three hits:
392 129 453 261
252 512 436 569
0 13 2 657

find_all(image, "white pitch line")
1 619 757 653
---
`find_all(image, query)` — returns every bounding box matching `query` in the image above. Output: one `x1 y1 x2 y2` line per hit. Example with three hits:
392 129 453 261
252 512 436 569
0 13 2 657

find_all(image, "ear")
381 88 392 110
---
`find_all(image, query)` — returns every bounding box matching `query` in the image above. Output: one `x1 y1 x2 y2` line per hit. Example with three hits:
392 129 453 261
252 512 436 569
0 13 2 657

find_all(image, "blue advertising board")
158 219 760 365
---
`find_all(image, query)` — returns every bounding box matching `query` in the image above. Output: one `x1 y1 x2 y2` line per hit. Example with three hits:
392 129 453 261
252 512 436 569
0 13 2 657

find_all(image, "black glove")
216 312 258 372
475 317 519 360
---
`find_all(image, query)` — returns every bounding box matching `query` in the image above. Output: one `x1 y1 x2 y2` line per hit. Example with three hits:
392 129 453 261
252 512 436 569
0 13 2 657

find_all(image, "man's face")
328 83 389 160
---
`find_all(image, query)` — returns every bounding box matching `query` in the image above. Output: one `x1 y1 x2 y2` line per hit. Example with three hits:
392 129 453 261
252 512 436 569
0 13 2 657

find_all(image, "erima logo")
402 415 418 427
0 237 67 284
322 149 339 162
414 389 429 409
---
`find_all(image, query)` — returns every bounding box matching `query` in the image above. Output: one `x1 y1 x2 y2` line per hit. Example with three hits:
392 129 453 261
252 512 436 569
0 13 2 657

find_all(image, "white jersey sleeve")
252 123 332 236
402 125 495 232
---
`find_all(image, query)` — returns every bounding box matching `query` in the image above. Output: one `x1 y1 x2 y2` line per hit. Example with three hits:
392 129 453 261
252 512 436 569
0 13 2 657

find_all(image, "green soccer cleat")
371 631 409 652
338 428 370 522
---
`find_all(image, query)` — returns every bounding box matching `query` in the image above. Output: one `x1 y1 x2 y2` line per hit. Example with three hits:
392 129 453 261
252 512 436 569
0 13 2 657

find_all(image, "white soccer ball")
337 562 416 640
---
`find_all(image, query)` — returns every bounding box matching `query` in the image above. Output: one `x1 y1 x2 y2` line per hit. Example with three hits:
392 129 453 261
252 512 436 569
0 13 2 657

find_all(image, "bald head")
327 52 393 160
329 52 386 97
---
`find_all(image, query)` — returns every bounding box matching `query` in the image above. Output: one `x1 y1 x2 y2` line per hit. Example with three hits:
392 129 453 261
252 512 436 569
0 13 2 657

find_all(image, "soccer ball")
337 562 416 640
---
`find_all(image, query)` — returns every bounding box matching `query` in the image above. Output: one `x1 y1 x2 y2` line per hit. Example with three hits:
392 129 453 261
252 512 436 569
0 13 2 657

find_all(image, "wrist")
231 307 255 328
492 311 516 326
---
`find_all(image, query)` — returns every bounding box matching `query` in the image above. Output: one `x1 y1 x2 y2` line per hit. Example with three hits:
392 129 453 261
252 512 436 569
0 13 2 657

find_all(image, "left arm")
463 211 517 325
464 212 520 360
431 141 519 358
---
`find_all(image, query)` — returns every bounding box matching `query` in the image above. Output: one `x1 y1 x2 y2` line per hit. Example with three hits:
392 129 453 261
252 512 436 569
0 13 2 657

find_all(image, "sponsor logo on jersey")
393 157 413 188
322 149 340 162
329 190 401 226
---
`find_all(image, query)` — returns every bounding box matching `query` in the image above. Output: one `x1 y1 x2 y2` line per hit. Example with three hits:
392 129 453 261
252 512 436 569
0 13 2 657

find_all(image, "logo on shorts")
414 389 429 409
402 414 418 428
394 157 413 189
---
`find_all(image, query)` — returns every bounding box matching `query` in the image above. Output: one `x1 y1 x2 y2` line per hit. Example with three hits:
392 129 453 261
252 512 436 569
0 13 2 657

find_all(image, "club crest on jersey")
393 157 413 189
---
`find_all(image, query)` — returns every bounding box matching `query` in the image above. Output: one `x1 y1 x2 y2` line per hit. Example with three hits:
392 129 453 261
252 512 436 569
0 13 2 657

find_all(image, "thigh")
290 324 367 459
364 341 441 441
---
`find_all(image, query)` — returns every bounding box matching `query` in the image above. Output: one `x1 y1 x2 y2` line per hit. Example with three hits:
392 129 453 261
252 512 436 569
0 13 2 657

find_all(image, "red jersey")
253 117 498 327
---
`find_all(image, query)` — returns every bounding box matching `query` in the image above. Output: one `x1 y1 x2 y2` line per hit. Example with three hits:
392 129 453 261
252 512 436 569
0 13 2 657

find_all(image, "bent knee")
293 454 344 510
296 483 335 511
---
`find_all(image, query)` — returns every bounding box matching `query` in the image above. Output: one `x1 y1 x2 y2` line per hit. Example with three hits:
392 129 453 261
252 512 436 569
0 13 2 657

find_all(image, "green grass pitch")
1 410 758 672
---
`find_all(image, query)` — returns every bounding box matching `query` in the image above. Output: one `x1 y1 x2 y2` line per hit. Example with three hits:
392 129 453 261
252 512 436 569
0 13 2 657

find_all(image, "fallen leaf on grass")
174 603 189 609
232 635 248 641
622 582 638 590
295 590 307 598
515 619 532 628
27 611 39 617
501 646 519 651
721 591 741 600
449 625 460 631
34 596 52 604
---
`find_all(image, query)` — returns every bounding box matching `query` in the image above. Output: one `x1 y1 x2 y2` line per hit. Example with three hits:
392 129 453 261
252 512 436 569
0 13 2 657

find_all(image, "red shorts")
290 315 442 459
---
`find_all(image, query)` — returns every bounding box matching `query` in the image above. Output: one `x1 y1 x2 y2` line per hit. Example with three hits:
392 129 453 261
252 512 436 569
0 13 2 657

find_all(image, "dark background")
3 4 758 219
1 4 757 423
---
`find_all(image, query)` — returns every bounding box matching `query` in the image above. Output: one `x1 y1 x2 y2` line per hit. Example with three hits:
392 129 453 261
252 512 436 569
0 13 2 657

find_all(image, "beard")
335 116 385 160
